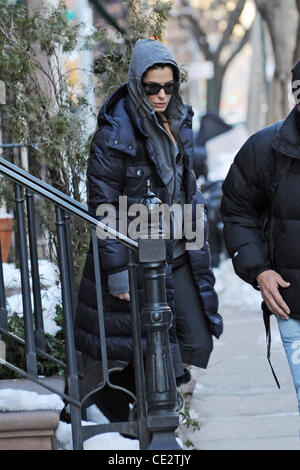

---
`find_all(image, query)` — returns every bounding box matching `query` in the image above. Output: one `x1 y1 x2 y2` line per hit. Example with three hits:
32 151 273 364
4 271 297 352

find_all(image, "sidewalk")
179 260 300 450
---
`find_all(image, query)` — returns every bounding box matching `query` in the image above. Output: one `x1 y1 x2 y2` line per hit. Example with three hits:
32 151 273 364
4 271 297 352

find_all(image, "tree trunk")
255 0 298 123
294 0 300 64
180 0 252 115
207 63 225 114
246 14 269 133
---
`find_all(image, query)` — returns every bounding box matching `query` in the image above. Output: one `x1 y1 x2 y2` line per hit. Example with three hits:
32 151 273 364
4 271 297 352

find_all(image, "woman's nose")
157 88 166 98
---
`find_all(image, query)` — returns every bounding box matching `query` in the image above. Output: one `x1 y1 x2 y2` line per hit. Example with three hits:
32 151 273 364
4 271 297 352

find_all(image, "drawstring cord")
262 302 280 389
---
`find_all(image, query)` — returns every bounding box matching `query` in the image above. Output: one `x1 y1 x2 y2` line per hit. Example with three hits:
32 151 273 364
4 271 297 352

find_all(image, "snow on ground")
214 257 262 312
0 257 263 450
55 406 141 450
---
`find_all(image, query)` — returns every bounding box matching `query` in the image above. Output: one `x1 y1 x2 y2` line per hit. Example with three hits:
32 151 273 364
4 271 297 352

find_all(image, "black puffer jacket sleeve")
221 134 272 289
87 126 128 275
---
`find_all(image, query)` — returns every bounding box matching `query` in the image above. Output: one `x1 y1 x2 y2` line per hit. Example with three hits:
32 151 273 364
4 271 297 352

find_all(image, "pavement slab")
178 266 300 451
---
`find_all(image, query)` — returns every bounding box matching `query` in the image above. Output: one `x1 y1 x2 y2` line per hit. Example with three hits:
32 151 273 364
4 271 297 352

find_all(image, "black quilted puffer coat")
221 106 300 320
75 44 222 376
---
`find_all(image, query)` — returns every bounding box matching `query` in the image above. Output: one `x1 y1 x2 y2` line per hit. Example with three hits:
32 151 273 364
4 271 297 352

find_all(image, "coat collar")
272 106 300 159
97 83 195 184
97 84 138 157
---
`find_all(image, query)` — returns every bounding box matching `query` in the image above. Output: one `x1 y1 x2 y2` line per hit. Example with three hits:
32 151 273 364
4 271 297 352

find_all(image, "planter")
0 218 14 263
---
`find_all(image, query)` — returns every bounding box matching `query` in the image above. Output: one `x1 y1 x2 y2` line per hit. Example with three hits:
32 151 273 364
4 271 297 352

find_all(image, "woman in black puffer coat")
75 39 223 421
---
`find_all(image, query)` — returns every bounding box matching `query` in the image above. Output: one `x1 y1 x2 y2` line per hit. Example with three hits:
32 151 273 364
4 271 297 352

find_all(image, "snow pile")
55 405 140 450
0 388 64 412
2 262 23 289
56 404 183 450
56 422 139 451
3 259 58 290
38 259 59 287
84 431 140 451
3 259 61 336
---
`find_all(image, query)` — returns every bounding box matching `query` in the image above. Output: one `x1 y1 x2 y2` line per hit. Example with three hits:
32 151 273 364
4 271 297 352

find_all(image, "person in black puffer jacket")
75 39 223 422
221 60 300 417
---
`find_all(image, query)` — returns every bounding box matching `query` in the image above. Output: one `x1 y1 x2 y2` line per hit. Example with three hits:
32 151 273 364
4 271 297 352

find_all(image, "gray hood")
127 39 189 260
127 38 186 123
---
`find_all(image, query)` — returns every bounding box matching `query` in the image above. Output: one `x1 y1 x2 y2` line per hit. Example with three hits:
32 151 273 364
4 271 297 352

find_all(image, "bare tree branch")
180 0 252 69
180 0 213 60
216 0 247 58
178 0 253 111
254 0 297 121
223 23 253 70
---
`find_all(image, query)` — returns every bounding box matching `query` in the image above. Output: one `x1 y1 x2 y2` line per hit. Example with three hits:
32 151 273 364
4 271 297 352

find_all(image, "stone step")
0 377 65 450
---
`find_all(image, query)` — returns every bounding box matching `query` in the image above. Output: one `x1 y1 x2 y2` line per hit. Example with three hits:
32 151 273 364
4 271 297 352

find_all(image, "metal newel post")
138 237 180 450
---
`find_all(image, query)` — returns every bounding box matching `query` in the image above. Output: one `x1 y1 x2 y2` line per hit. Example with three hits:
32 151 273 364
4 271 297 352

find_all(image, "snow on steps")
0 377 65 450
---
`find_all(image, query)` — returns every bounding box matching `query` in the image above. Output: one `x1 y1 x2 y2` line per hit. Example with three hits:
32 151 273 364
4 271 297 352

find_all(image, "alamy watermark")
96 196 204 250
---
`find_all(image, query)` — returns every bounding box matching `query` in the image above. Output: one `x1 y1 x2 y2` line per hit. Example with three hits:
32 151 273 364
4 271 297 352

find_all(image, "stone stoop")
0 377 65 450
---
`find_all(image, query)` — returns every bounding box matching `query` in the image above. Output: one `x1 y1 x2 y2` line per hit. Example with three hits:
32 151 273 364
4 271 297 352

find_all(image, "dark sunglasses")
142 81 180 95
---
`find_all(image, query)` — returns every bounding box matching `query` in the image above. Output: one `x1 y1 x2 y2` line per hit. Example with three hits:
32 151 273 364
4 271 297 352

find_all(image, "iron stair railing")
0 156 180 450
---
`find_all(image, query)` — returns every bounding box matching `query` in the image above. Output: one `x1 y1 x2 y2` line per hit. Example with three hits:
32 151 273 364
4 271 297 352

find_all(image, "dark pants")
173 259 213 369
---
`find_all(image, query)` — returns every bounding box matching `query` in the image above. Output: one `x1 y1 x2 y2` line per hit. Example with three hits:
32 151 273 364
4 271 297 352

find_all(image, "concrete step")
0 377 65 450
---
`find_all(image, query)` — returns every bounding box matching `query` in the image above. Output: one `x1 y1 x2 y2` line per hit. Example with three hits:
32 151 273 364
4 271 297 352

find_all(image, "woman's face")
143 66 174 113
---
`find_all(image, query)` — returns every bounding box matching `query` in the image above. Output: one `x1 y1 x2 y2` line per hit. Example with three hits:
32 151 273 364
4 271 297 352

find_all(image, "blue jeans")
277 316 300 413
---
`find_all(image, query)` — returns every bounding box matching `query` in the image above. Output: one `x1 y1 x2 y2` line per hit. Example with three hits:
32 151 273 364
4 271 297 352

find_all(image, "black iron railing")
0 156 180 450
